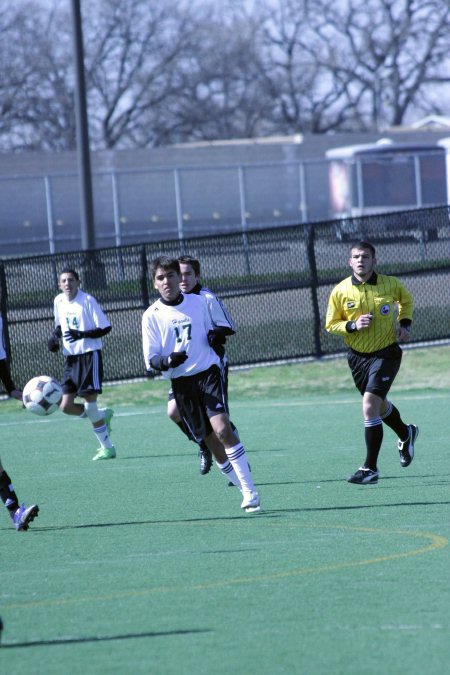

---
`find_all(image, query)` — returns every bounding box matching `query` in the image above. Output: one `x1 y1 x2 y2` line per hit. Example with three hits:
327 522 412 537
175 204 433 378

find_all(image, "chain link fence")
2 204 450 390
5 143 447 256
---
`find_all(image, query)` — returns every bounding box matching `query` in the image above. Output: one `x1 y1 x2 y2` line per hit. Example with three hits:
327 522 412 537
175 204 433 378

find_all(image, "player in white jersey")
47 268 116 461
0 314 39 530
142 255 260 513
165 255 237 476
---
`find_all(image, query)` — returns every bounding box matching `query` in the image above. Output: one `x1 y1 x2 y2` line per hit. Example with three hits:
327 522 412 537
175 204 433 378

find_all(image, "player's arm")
204 292 236 335
142 313 187 373
149 352 188 371
203 293 235 349
63 326 111 342
64 298 112 342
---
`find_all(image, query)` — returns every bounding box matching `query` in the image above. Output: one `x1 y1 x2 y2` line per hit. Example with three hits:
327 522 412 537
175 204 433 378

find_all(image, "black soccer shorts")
61 350 104 397
171 364 229 443
348 343 402 399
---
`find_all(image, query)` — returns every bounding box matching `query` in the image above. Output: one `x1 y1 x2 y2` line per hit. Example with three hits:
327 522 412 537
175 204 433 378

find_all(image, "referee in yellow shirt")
325 241 419 484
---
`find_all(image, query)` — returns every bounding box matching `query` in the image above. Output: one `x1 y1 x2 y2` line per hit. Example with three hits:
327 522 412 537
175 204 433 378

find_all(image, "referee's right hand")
356 313 373 330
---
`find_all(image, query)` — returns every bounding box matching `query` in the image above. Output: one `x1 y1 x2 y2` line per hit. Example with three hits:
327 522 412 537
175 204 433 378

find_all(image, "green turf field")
2 346 450 674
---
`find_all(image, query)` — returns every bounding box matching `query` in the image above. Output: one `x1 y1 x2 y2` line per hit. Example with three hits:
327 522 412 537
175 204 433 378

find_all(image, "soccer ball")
22 375 63 416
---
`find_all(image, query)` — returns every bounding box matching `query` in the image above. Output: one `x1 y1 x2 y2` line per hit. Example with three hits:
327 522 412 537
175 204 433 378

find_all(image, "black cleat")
199 448 212 475
13 503 39 531
347 467 379 484
398 424 419 468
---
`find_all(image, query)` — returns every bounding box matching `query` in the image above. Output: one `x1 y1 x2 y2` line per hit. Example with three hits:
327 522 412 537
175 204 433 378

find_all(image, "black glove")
165 351 188 368
47 336 60 352
145 368 156 378
64 329 85 342
64 326 111 342
47 325 62 352
207 328 227 347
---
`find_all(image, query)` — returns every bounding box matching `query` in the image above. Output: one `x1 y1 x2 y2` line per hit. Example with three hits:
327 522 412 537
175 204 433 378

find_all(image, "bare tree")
0 2 76 151
84 0 204 149
247 0 450 133
1 0 450 151
160 2 274 142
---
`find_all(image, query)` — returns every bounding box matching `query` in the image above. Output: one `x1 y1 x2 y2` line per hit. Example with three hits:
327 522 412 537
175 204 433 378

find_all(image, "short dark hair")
178 255 201 277
351 241 376 257
150 255 180 280
59 268 79 281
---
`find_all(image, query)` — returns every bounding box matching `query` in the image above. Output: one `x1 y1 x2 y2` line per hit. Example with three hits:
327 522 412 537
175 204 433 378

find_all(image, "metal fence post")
140 246 150 308
238 165 251 275
298 162 308 223
173 168 185 254
111 172 122 247
0 263 11 364
306 225 323 357
44 176 56 254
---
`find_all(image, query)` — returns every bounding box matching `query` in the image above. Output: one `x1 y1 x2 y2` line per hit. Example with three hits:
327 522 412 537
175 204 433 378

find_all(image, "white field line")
0 390 447 427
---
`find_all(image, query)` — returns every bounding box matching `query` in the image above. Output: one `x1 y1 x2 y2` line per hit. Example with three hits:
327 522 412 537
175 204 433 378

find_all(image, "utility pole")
70 0 106 288
70 0 96 252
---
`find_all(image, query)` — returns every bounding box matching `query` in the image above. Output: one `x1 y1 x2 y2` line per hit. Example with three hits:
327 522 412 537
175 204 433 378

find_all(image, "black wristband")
346 321 357 333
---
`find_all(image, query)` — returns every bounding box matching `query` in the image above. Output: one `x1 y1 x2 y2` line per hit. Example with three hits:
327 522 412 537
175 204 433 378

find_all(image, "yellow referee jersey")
325 272 413 354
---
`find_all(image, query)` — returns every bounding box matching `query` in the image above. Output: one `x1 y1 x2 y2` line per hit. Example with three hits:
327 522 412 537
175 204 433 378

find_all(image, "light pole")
70 0 96 252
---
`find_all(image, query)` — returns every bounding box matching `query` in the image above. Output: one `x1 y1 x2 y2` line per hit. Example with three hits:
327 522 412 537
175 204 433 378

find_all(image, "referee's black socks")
364 419 383 470
381 402 409 441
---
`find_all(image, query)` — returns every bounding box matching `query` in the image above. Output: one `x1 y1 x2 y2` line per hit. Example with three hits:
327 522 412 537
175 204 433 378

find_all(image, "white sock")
84 403 113 449
216 460 240 488
92 423 114 449
225 443 255 493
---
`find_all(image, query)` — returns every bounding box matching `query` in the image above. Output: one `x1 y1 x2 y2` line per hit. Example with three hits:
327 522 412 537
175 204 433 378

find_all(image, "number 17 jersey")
142 293 220 379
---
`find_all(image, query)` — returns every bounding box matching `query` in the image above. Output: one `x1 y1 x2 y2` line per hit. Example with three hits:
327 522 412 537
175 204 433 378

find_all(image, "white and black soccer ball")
22 375 63 416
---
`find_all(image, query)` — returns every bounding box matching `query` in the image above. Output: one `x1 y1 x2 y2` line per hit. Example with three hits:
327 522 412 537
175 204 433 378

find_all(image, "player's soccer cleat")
347 467 379 484
241 490 261 513
398 424 419 468
92 446 116 461
103 408 114 435
13 503 39 531
199 448 212 475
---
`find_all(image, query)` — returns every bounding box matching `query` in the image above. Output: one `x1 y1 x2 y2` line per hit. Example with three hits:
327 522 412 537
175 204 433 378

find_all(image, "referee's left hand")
397 326 411 342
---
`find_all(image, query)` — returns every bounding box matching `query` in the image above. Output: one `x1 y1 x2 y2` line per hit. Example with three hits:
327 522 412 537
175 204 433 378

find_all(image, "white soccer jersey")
142 293 221 379
199 287 235 333
54 289 111 356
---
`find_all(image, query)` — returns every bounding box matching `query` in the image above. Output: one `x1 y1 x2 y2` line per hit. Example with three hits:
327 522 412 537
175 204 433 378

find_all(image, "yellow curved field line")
5 524 447 609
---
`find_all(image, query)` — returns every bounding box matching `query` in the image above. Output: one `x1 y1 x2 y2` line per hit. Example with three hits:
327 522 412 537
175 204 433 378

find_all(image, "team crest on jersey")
347 301 355 309
380 304 390 315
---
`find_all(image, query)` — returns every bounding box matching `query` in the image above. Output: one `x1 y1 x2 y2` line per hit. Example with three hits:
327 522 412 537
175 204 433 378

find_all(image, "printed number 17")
174 324 192 343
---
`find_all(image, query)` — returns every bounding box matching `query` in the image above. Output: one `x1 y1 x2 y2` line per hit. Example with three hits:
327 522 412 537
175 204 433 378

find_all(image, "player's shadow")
121 453 191 460
261 499 450 515
1 627 212 649
275 472 450 486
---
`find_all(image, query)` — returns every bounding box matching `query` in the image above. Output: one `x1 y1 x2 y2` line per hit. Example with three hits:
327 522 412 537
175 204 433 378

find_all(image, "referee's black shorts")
348 343 402 399
171 364 229 443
